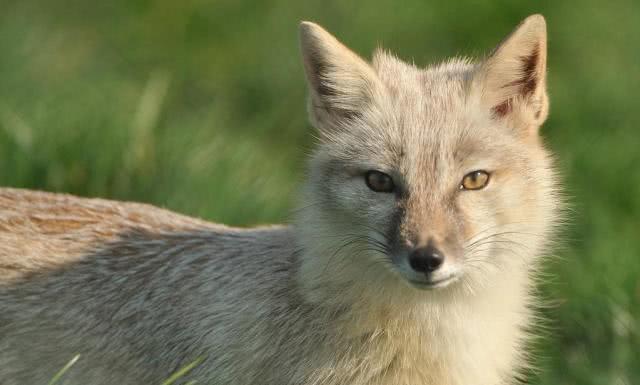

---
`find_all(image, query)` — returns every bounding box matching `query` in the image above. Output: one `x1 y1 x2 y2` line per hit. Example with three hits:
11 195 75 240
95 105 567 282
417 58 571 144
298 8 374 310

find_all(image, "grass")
48 355 80 385
159 358 203 385
47 355 201 385
1 0 639 384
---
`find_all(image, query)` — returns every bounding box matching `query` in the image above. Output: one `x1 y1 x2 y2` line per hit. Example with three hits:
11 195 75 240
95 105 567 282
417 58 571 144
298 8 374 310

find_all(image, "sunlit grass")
47 355 80 385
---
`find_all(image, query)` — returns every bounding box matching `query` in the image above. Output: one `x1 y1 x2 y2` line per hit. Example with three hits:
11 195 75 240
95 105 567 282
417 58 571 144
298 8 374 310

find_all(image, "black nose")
409 245 445 273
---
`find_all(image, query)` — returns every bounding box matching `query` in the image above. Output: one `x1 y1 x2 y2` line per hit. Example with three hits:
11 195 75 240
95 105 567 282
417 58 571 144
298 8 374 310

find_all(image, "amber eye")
460 170 490 190
365 170 395 193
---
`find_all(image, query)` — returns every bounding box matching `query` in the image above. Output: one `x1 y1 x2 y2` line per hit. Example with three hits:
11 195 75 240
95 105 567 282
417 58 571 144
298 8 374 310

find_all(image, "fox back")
0 15 562 385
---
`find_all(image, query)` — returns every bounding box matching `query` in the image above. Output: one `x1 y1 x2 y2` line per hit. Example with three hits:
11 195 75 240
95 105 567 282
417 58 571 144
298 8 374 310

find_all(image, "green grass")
1 0 639 384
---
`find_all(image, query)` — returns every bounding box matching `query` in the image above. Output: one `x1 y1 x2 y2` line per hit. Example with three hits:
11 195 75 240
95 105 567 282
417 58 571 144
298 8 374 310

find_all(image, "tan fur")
0 15 562 385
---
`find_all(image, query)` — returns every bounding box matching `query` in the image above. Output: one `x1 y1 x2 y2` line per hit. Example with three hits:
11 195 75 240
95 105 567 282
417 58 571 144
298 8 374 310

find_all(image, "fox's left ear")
473 15 548 135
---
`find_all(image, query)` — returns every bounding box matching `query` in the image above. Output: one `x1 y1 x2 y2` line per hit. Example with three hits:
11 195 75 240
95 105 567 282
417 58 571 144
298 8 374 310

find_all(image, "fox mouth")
407 274 459 290
387 252 462 290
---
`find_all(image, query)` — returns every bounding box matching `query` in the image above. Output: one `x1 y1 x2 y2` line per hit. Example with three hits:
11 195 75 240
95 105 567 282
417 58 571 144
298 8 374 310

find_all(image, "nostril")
408 246 445 273
425 252 444 271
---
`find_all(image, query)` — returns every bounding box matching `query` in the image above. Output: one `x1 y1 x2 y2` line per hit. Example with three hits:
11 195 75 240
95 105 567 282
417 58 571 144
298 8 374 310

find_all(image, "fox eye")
365 171 395 193
460 170 490 190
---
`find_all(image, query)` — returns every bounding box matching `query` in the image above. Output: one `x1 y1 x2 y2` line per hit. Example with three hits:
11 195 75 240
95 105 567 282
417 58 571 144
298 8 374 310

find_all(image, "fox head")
295 15 561 305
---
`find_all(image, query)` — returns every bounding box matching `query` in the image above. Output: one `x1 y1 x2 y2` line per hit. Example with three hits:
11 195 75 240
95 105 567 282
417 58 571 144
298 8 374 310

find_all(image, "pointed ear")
299 22 381 133
473 15 548 135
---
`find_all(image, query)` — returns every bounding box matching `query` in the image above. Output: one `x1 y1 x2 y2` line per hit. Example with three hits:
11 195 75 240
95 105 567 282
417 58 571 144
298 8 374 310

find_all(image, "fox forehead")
372 56 491 138
373 50 474 103
321 53 516 184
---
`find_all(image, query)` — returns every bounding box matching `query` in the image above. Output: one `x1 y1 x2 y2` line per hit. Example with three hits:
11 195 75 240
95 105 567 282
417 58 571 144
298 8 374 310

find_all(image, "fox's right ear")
299 22 381 134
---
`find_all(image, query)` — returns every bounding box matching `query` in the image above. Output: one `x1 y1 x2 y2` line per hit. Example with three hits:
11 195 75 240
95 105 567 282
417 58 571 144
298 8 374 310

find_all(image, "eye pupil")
365 171 395 193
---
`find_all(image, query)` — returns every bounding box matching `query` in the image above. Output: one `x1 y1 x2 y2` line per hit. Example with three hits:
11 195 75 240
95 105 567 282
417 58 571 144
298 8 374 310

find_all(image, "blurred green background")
0 0 638 383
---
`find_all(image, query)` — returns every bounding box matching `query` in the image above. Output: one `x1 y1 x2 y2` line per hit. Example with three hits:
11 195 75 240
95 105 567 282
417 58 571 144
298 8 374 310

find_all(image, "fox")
0 14 561 385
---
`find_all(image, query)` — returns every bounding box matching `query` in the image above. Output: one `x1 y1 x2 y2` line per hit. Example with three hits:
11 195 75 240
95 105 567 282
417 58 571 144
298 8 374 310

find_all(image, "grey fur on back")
0 188 304 384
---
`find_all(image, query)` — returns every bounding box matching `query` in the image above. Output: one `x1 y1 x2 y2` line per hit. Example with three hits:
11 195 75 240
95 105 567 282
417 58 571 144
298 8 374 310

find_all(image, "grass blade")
47 354 80 385
160 357 203 385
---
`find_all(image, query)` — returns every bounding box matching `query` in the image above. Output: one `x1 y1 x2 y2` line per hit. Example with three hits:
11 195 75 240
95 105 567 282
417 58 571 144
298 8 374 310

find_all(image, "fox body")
0 15 561 385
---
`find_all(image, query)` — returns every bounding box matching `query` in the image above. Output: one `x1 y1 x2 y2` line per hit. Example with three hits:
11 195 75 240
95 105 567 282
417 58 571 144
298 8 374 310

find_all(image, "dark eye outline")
364 170 395 193
459 170 491 191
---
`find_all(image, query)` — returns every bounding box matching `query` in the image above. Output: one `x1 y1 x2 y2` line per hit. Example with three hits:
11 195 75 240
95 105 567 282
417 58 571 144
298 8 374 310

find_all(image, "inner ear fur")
299 21 381 133
473 14 549 133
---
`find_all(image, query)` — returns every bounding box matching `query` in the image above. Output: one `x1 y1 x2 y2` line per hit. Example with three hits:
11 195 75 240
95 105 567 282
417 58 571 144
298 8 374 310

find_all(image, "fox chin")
0 15 563 385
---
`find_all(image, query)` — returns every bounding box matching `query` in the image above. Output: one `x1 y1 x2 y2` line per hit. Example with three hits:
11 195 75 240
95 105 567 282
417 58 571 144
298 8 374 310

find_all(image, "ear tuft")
474 15 549 133
299 23 341 99
299 22 380 133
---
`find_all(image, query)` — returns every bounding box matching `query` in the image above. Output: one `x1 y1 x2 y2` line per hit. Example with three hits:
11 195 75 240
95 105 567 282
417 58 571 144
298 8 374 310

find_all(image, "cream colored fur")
0 15 562 385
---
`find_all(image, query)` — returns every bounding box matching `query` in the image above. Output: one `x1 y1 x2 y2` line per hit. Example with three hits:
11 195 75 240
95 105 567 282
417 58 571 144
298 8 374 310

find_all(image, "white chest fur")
302 273 530 385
